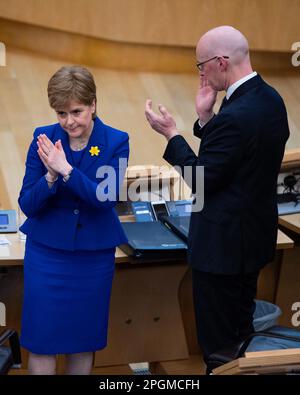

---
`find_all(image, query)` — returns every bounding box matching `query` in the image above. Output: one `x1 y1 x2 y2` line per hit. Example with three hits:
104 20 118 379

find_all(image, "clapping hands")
37 134 72 178
195 76 217 124
145 99 179 141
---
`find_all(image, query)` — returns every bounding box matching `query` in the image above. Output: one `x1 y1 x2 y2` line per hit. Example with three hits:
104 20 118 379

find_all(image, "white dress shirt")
226 71 257 99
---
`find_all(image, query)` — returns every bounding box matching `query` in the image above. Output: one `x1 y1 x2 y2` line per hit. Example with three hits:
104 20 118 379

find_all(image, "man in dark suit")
145 26 289 371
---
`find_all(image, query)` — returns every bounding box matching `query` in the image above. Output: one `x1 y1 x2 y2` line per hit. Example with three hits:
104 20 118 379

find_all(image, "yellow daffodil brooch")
89 146 100 156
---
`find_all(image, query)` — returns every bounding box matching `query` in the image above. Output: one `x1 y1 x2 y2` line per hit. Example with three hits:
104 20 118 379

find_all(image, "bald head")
197 26 250 66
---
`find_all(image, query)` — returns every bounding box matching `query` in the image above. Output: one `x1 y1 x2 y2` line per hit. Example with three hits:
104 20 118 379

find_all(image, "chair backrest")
0 330 21 375
206 325 300 373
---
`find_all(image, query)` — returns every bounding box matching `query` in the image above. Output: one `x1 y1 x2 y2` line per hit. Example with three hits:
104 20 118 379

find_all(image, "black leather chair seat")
0 330 21 375
207 326 300 373
0 346 13 375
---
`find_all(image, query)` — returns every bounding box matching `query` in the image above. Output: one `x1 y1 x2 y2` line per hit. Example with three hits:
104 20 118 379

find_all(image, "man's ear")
219 57 228 71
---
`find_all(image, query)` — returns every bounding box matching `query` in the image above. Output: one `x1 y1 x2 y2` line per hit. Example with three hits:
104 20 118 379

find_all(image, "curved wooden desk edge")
277 228 294 249
279 214 300 235
0 227 294 265
0 233 130 265
281 148 300 171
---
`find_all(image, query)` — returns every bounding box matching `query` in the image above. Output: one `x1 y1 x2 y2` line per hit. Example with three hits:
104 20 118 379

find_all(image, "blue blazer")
19 117 129 251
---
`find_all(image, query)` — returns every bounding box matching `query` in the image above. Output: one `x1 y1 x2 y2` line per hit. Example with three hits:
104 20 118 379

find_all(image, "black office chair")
207 326 300 373
0 330 22 375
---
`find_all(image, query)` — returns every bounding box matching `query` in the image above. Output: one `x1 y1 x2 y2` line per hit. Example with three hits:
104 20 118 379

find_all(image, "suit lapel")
226 74 263 105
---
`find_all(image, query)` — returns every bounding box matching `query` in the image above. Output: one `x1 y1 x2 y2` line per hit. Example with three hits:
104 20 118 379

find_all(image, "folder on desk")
161 215 190 243
120 221 187 262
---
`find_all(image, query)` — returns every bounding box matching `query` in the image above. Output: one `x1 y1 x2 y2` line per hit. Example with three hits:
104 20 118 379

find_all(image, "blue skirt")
21 238 115 355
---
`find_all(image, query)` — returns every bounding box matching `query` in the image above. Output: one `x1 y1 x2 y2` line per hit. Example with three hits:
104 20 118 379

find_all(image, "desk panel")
277 214 300 328
0 228 295 371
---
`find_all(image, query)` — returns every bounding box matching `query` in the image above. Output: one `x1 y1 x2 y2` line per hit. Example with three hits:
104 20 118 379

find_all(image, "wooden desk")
276 214 300 328
1 229 293 264
0 234 189 372
276 229 295 249
279 214 300 235
0 233 129 265
0 228 294 374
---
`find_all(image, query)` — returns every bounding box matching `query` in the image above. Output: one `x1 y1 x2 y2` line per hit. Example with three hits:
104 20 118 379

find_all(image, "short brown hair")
47 66 97 118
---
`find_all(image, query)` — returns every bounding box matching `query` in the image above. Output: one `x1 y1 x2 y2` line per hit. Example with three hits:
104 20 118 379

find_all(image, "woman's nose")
66 114 74 126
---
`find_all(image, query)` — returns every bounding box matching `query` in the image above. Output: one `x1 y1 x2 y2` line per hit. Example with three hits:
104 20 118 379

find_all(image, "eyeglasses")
196 56 229 71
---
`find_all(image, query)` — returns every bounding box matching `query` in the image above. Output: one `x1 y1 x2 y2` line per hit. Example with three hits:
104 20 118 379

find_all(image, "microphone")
283 175 297 192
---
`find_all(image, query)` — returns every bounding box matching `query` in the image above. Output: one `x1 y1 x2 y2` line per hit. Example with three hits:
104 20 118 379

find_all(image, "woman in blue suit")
18 66 129 374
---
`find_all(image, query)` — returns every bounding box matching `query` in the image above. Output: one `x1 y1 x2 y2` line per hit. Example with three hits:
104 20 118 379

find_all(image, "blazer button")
77 223 82 228
73 209 80 215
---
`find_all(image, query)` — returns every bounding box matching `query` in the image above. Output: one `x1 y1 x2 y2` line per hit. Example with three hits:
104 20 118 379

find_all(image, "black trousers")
192 268 259 366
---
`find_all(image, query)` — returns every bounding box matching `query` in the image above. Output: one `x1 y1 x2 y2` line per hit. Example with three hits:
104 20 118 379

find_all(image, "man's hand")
145 99 179 141
37 134 72 177
195 77 217 125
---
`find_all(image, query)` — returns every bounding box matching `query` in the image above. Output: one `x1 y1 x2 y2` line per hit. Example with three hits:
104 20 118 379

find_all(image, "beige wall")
0 0 298 52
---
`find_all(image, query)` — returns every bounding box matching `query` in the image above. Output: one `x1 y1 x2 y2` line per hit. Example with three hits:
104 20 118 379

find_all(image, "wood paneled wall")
0 0 299 52
1 47 300 210
0 18 297 73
